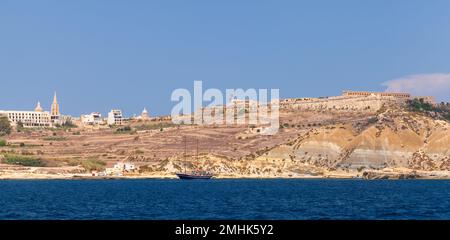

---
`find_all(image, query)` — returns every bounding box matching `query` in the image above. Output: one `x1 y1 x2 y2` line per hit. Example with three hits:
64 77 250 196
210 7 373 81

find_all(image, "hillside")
0 102 449 179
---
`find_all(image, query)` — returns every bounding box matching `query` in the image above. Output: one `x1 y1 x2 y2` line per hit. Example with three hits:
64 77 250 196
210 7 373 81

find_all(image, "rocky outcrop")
362 171 418 180
264 108 450 174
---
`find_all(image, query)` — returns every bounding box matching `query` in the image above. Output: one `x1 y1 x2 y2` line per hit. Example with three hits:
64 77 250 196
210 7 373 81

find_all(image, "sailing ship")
176 136 214 180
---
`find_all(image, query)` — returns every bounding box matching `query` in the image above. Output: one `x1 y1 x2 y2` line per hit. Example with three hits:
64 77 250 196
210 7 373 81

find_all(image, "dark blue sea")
0 179 449 220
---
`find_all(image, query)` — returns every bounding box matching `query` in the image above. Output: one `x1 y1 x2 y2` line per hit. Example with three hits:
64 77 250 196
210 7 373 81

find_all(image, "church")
137 107 150 121
0 92 61 128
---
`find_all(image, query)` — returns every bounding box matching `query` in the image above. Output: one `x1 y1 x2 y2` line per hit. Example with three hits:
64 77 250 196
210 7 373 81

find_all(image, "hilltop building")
136 107 150 121
107 109 123 125
342 90 435 104
50 92 61 124
0 110 52 128
0 101 52 128
80 112 103 125
0 93 62 127
141 107 149 119
278 90 439 112
0 92 66 128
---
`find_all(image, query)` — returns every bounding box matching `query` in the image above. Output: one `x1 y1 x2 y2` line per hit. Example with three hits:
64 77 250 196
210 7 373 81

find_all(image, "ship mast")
184 136 187 173
196 138 199 171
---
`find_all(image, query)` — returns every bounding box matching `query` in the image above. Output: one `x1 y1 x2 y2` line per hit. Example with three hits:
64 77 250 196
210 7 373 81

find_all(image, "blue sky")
1 0 450 116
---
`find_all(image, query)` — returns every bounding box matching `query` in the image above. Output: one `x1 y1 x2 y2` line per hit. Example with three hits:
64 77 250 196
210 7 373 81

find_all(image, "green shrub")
0 116 12 136
445 112 450 121
81 158 106 171
407 99 450 122
2 154 46 167
16 121 24 132
0 139 6 147
407 98 434 112
116 126 132 133
367 117 378 124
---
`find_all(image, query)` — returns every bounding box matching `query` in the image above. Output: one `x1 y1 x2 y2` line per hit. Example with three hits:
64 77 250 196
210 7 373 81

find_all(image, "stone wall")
342 90 411 98
280 95 406 112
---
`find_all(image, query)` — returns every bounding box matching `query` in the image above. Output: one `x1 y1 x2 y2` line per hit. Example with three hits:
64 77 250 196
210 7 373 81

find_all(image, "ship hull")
176 173 213 180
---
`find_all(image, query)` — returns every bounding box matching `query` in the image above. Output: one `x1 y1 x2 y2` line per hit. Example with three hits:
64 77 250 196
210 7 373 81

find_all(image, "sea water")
0 179 449 220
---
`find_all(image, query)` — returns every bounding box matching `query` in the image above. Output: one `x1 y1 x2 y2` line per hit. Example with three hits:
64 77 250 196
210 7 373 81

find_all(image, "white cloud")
382 73 450 102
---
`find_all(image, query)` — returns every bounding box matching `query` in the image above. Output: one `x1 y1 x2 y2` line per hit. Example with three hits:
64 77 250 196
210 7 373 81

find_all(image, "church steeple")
51 91 60 117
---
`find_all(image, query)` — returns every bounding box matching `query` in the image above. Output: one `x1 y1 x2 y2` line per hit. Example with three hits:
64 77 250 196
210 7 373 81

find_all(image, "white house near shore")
93 162 136 177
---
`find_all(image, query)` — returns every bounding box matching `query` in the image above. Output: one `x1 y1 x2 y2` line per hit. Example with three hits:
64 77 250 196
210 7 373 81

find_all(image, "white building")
0 102 52 128
102 162 136 176
113 162 135 172
107 109 123 125
81 112 103 125
136 107 150 121
61 115 74 125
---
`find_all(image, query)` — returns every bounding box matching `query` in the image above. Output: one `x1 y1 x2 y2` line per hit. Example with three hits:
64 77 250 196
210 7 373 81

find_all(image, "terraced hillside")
1 103 449 179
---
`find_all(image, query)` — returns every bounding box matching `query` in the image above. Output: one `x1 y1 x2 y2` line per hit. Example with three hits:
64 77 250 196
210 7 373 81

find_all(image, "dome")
141 107 150 119
35 101 43 112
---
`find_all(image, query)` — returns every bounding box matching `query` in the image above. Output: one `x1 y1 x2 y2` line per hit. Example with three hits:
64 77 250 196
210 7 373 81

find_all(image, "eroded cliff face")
144 107 449 179
260 108 450 175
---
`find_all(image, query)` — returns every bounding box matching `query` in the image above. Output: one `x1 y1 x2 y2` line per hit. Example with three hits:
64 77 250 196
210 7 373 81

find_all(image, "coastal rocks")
438 156 450 170
409 151 436 170
362 171 417 180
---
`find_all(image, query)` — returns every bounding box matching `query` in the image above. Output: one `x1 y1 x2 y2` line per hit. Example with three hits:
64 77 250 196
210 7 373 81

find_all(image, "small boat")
176 137 214 180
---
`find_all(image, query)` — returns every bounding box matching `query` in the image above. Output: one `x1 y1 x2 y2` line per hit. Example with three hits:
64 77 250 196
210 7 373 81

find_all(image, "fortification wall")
342 90 411 98
280 95 406 112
